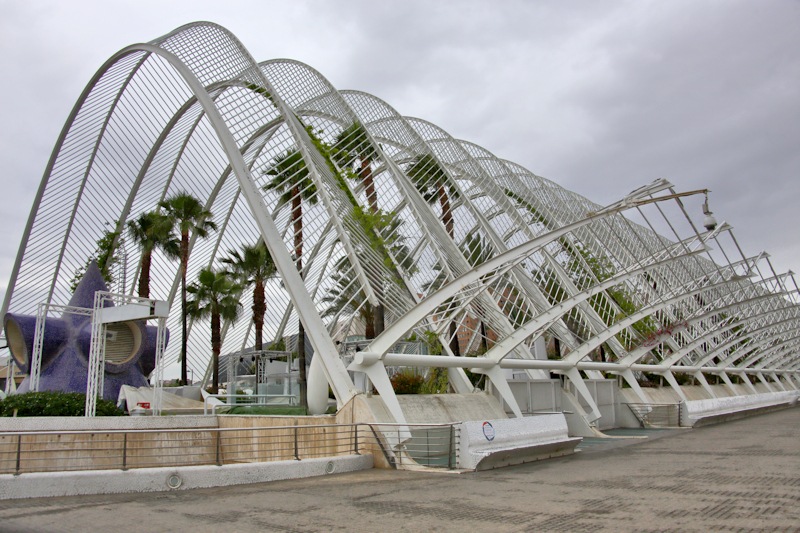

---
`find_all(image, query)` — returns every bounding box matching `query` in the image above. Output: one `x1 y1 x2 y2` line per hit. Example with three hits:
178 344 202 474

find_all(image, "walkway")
1 407 798 532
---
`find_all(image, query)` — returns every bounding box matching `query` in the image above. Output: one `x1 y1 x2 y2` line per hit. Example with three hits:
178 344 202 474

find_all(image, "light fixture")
702 191 717 231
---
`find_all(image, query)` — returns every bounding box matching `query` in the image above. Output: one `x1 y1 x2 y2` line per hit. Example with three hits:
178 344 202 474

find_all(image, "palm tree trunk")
253 279 265 351
361 160 378 214
362 160 385 337
373 304 384 338
439 183 460 356
211 312 221 394
438 183 454 240
364 302 376 339
449 321 461 358
138 251 152 298
180 232 189 386
292 188 307 411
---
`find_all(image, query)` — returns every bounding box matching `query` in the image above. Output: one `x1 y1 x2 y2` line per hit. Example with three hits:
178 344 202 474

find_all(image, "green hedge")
0 391 124 417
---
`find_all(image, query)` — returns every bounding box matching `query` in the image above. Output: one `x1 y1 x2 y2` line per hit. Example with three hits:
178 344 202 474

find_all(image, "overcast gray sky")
1 0 798 306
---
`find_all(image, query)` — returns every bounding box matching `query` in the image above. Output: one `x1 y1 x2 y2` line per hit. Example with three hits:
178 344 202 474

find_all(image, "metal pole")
122 433 128 471
152 316 167 416
15 434 22 475
448 425 454 470
294 424 300 460
29 303 47 392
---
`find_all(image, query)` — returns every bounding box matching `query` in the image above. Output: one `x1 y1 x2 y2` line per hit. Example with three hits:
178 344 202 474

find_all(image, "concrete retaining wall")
0 409 380 474
0 454 373 500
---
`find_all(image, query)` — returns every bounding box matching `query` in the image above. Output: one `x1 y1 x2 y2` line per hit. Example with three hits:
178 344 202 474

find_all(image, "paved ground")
0 407 798 532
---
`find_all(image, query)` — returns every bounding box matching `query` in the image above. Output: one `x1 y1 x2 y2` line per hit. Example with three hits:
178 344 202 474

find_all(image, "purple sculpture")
3 262 168 402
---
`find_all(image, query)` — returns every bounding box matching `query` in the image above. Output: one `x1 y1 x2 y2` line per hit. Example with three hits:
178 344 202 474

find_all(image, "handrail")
623 402 681 428
0 422 462 475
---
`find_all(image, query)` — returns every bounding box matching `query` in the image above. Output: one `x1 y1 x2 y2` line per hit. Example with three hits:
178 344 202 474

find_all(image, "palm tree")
332 122 386 335
186 268 242 394
126 211 179 298
263 149 317 409
222 241 276 351
408 154 462 356
333 121 379 214
321 257 375 339
407 153 458 240
160 193 218 385
462 233 493 352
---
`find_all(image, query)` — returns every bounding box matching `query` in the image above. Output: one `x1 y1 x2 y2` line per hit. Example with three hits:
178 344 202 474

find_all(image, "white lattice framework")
3 23 799 424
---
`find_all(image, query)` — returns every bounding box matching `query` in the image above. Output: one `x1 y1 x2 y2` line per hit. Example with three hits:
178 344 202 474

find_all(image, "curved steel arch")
3 22 798 427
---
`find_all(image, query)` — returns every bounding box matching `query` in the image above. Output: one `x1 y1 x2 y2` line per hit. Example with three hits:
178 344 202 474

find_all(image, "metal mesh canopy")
3 22 799 423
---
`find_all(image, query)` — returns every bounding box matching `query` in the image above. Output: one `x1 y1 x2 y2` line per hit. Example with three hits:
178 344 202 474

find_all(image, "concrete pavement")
0 407 797 532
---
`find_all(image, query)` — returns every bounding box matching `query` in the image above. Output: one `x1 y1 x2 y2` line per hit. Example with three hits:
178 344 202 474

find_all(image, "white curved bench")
680 391 799 427
458 414 581 471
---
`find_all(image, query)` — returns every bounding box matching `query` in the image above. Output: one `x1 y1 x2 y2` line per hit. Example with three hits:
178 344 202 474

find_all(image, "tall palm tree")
407 153 458 240
222 241 276 351
407 153 462 356
321 257 375 339
263 149 317 409
126 211 179 298
332 122 386 335
333 121 379 214
160 192 218 385
186 268 242 394
462 233 493 352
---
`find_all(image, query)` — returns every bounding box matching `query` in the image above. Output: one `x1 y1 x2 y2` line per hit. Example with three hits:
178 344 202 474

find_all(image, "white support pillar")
616 368 653 404
739 372 759 394
756 372 775 392
660 370 689 402
151 316 168 416
563 367 602 423
769 372 787 391
4 357 16 395
693 371 716 399
85 292 107 417
29 303 48 392
718 372 739 396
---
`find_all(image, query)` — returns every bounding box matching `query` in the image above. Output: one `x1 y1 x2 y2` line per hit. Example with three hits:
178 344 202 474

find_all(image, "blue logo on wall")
482 421 495 441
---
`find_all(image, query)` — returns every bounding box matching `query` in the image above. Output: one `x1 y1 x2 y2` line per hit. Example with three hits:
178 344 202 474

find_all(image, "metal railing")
625 403 682 428
0 422 461 475
372 423 459 469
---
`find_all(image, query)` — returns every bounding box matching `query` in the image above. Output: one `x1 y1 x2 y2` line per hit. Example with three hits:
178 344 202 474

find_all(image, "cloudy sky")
1 0 798 307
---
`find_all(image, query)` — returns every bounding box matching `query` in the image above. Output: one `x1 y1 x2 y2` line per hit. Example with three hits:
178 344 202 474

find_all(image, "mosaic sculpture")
4 262 166 401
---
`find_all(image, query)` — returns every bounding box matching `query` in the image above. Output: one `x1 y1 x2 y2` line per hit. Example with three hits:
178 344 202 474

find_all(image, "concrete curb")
1 454 374 500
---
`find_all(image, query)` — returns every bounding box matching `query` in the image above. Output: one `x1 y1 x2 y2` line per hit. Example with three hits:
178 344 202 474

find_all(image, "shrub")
420 367 449 394
0 391 124 417
390 369 424 394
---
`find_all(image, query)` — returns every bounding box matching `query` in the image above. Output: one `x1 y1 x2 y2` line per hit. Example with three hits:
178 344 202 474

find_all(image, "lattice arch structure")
3 22 799 424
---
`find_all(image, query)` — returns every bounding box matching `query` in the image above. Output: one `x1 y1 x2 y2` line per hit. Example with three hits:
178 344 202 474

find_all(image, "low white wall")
502 379 562 414
563 379 617 430
0 454 374 500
